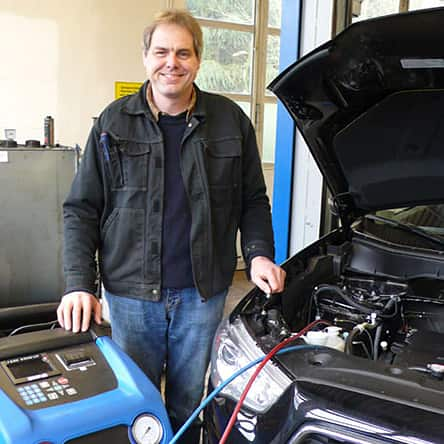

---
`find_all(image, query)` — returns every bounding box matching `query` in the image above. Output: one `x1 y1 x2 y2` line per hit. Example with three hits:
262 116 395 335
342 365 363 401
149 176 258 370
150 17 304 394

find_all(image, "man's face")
143 23 200 103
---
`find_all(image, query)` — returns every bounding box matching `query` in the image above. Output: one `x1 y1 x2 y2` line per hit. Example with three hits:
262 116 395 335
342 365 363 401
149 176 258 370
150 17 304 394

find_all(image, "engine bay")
308 275 444 375
242 236 444 382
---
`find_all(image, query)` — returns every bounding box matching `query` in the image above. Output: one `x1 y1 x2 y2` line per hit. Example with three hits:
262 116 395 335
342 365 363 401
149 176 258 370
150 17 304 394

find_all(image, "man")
57 9 285 443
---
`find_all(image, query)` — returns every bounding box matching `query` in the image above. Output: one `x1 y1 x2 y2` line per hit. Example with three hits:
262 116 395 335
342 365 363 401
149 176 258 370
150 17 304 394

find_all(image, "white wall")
289 0 333 255
0 0 167 148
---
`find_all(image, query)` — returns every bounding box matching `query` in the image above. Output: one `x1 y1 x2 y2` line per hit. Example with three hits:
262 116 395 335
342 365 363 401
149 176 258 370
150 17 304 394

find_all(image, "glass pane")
262 103 278 163
187 0 254 25
268 0 282 28
196 27 253 95
265 34 280 94
376 205 444 233
235 101 251 117
352 0 399 22
409 0 444 10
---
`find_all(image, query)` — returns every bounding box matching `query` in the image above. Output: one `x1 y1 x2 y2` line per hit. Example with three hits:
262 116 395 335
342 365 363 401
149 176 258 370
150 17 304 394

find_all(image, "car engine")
310 276 444 375
243 239 444 381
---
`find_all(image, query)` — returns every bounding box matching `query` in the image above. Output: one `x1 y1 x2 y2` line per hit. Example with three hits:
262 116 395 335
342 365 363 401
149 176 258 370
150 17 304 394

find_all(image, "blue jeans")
105 287 227 443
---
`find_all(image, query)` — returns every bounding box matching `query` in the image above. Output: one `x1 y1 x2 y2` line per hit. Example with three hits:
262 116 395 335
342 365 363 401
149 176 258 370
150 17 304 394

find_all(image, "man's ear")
142 50 149 70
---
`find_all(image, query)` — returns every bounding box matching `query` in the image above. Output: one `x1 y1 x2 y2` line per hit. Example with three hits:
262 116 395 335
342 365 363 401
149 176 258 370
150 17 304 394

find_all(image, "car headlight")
210 317 292 413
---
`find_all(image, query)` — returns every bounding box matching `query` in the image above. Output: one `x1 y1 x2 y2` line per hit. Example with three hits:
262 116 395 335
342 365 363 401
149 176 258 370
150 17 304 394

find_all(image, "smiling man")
143 21 200 111
57 9 285 443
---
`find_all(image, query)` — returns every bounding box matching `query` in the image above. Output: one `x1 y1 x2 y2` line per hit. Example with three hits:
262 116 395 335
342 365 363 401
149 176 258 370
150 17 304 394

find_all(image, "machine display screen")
1 354 60 384
8 358 52 380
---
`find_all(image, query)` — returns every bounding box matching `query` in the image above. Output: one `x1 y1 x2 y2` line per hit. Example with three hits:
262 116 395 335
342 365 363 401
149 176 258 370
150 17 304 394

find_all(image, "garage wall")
0 0 167 148
289 0 333 256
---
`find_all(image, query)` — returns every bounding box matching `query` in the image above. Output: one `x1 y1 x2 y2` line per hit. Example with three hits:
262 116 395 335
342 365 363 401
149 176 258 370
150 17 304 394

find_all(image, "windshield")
356 205 444 251
376 205 444 237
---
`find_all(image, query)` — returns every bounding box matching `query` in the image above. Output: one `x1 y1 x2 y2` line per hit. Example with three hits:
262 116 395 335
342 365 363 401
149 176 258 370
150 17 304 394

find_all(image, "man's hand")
57 291 102 333
250 256 286 294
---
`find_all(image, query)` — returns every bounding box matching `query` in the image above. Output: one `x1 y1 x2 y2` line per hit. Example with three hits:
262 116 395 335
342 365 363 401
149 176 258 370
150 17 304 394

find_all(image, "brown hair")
142 9 203 60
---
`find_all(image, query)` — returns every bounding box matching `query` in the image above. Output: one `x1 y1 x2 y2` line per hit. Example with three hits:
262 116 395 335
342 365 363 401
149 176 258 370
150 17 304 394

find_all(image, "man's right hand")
57 291 102 333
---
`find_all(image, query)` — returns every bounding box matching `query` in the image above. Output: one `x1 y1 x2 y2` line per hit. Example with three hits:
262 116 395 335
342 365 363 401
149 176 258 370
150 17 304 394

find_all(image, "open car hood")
269 7 444 223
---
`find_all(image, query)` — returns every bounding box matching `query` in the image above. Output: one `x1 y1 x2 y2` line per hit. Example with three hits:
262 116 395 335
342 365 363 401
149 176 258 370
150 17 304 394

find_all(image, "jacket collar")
120 80 152 117
147 84 196 122
121 80 203 121
191 85 205 119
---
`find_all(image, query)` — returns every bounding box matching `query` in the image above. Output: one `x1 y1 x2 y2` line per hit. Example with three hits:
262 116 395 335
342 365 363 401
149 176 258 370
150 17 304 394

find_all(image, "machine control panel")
0 342 116 410
17 377 78 406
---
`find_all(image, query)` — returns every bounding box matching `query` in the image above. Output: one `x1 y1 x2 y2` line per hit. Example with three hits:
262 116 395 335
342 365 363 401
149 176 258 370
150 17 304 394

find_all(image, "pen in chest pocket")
99 132 110 162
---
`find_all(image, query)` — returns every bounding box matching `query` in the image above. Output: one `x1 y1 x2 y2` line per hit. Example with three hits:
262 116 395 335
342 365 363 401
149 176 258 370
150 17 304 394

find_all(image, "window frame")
183 0 281 164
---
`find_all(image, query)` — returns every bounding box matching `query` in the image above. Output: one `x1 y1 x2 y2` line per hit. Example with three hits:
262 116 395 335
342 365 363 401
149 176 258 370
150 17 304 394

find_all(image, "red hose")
218 319 328 444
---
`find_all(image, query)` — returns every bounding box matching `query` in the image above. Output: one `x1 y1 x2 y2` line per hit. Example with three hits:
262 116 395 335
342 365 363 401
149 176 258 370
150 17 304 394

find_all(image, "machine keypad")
17 377 78 407
18 384 47 406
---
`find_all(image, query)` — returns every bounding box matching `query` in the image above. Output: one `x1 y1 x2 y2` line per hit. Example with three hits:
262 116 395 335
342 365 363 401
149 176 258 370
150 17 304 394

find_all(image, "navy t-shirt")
158 112 194 288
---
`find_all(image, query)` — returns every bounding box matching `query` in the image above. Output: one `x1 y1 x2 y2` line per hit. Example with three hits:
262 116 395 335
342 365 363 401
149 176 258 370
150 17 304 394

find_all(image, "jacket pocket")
108 133 151 191
205 137 241 185
204 137 242 208
100 207 145 283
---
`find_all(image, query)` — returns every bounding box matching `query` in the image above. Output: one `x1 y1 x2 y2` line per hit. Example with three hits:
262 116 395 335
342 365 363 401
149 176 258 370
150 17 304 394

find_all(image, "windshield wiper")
365 214 444 249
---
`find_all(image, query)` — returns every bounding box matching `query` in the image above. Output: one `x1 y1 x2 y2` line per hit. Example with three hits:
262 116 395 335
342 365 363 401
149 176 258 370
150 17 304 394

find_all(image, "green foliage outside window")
187 0 254 24
197 27 252 94
187 0 281 95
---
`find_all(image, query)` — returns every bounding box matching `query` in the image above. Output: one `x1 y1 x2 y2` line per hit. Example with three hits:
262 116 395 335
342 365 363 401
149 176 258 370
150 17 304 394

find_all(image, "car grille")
288 423 389 444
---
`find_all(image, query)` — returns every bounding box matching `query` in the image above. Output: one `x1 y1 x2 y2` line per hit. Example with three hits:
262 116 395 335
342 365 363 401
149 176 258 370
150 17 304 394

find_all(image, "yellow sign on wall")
114 81 143 99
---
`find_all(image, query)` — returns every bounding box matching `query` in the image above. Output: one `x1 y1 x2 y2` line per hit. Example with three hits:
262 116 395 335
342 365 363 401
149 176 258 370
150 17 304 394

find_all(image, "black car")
204 7 444 444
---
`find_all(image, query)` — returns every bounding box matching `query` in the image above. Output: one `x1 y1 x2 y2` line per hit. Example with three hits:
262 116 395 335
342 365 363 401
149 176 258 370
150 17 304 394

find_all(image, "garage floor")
224 270 254 316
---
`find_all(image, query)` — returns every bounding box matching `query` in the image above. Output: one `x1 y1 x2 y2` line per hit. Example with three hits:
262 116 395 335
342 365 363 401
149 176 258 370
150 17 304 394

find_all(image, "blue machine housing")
0 329 173 444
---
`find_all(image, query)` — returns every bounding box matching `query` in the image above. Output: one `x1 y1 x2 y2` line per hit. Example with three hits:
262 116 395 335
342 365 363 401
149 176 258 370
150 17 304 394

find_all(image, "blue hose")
169 344 318 443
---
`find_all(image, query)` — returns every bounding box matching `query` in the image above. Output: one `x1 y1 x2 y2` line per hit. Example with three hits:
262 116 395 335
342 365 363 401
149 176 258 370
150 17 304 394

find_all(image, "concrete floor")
223 270 254 316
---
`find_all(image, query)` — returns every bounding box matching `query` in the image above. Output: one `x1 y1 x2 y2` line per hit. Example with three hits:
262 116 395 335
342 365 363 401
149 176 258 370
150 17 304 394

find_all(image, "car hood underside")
269 7 444 221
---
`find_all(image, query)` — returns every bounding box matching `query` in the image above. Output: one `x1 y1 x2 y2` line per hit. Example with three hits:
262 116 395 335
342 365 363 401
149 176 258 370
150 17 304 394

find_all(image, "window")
408 0 444 10
186 0 282 164
351 0 400 22
349 0 444 24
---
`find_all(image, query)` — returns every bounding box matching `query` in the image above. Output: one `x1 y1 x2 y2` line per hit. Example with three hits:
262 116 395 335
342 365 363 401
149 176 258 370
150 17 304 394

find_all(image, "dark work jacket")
63 82 274 301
